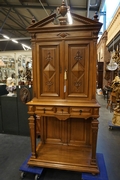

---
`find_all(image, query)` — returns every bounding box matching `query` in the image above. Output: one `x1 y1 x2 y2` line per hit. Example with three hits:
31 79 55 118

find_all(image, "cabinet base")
28 144 99 174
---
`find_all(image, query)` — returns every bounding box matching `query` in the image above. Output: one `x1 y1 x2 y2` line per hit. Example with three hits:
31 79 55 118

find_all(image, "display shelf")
0 50 32 85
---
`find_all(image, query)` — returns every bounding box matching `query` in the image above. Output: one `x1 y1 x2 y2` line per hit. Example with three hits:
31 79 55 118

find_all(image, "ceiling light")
21 44 31 50
67 8 73 24
3 35 10 39
11 39 18 43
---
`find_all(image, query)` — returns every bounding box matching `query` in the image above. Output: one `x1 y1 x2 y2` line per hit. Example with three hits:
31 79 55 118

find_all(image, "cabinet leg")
91 118 99 165
28 115 36 158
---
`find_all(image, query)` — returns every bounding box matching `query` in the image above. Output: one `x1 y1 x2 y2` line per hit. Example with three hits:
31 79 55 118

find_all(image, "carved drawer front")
70 107 92 116
35 106 54 115
56 107 69 114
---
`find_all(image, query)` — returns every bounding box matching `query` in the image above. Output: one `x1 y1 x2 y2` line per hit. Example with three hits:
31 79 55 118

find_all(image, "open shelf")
28 143 99 173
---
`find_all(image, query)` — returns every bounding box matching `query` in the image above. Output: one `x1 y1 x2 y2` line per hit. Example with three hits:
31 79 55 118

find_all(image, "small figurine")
25 61 32 85
18 67 26 85
6 77 16 96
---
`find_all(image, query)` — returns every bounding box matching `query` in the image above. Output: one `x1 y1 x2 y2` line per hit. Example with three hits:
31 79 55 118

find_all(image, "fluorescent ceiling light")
21 43 31 50
2 33 31 50
11 39 18 43
3 35 10 39
67 9 73 24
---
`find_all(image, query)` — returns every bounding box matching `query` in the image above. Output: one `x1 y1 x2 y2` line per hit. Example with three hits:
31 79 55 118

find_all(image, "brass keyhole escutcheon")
44 108 46 114
80 110 82 115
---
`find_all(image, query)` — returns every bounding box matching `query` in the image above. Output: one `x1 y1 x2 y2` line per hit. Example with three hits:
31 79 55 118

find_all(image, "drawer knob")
80 110 82 115
44 108 46 113
61 109 63 114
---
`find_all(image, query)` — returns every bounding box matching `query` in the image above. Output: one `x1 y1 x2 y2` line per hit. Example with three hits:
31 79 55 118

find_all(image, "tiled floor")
0 94 120 180
96 94 120 180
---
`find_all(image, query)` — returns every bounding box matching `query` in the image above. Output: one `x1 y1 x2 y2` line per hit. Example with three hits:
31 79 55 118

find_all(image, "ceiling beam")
0 8 11 31
0 4 87 11
1 10 27 30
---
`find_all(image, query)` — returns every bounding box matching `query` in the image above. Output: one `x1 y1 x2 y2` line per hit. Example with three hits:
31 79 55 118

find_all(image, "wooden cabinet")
97 62 104 88
27 6 102 174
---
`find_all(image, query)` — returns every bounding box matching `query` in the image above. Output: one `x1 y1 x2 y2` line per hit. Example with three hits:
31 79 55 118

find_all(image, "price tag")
64 85 66 93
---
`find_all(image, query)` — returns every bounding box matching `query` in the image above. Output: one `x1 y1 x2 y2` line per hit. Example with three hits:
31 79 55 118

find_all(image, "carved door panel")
41 116 91 147
36 41 64 99
36 40 90 100
65 41 90 99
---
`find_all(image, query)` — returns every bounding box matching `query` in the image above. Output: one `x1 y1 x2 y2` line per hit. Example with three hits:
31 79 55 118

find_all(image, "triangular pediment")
27 13 56 29
27 12 102 31
70 12 102 25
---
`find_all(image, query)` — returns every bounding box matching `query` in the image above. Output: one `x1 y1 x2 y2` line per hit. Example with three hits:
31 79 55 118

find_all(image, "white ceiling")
0 0 105 51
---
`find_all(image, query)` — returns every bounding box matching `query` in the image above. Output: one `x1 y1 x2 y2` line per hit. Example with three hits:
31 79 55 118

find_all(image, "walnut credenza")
27 6 102 174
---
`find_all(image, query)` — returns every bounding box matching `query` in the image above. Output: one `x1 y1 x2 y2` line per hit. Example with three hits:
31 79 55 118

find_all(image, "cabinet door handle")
80 110 82 115
64 70 67 80
64 70 67 93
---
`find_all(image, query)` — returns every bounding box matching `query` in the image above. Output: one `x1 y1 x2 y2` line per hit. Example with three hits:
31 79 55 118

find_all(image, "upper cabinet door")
65 40 90 100
36 41 64 99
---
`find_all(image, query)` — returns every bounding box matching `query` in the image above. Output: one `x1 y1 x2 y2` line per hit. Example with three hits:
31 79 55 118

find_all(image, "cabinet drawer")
35 106 54 115
56 107 69 114
70 107 92 116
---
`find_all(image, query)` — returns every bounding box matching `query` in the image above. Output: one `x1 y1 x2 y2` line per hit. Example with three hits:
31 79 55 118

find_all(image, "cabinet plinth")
28 144 99 173
27 11 102 174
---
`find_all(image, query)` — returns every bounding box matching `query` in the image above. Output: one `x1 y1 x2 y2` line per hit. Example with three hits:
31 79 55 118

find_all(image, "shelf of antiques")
0 51 33 135
107 44 120 121
0 50 32 86
26 1 102 174
110 76 120 126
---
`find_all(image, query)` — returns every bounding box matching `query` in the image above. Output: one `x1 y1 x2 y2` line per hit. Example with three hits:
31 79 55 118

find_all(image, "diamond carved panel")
72 50 84 91
44 63 55 79
43 52 55 90
72 61 84 78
